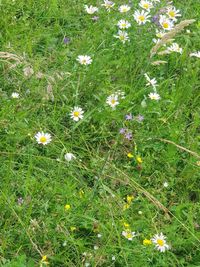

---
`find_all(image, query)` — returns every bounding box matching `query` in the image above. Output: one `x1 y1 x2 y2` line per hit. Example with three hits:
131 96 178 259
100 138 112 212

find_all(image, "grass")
0 0 200 266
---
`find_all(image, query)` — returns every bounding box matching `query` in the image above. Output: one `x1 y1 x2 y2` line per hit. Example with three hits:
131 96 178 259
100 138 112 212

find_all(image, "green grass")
0 0 200 266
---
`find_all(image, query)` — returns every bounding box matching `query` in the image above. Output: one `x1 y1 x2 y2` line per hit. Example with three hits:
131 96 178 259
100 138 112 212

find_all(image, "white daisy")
119 4 131 13
190 51 200 58
139 0 153 11
151 233 170 252
122 230 136 241
148 92 161 101
168 43 183 54
77 55 92 65
11 92 20 98
64 153 76 161
133 10 151 25
117 19 131 29
114 30 129 44
159 15 174 31
106 94 119 109
70 107 84 121
84 5 98 14
167 6 181 21
101 0 115 11
144 73 158 90
35 132 52 145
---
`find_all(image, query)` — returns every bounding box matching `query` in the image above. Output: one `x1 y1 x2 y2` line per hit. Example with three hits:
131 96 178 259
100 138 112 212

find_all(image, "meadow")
0 0 200 266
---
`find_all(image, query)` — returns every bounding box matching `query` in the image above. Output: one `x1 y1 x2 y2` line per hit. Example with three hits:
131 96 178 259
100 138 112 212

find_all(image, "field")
0 0 200 266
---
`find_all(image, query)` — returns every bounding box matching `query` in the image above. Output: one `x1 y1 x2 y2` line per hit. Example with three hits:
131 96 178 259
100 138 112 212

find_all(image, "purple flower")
17 197 24 206
125 113 133 121
119 128 126 134
136 114 144 123
152 15 160 26
63 37 70 44
125 132 132 140
92 16 99 21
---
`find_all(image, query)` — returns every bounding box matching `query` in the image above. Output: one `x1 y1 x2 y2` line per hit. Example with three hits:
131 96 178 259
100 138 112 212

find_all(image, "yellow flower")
40 255 49 266
70 226 77 232
123 203 130 210
42 256 47 262
127 195 134 204
65 204 71 210
79 189 84 198
123 222 130 228
143 239 152 245
127 153 134 158
136 156 142 164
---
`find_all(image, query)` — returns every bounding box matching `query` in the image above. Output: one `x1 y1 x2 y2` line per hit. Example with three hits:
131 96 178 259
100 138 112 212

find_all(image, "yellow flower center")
111 99 116 104
73 111 80 117
122 23 126 27
143 3 149 9
163 22 169 29
82 59 87 64
139 15 145 22
40 136 47 143
169 10 175 17
126 232 133 239
157 239 164 246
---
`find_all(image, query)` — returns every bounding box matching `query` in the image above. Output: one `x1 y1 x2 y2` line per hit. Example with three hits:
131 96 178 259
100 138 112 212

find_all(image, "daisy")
114 30 129 44
159 15 174 31
133 10 151 25
11 92 20 98
117 19 131 29
148 92 161 101
144 73 158 90
119 4 131 13
155 29 166 39
167 6 181 22
139 0 153 11
64 153 76 161
84 5 98 14
168 43 183 54
151 233 170 252
190 51 200 58
106 94 119 109
35 132 52 145
122 230 136 241
70 107 84 121
77 55 92 65
101 0 115 11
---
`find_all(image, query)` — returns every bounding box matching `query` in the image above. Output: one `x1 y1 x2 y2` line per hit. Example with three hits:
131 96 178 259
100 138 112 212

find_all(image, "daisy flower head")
77 55 92 65
101 0 115 11
190 51 200 58
64 153 76 162
122 230 136 241
70 106 84 121
168 43 183 54
134 10 151 25
139 0 153 11
11 92 20 99
114 30 129 44
148 92 161 101
144 73 158 90
84 5 98 14
35 132 52 145
167 6 181 21
106 94 119 109
159 15 174 31
117 19 131 29
119 4 131 13
151 233 170 252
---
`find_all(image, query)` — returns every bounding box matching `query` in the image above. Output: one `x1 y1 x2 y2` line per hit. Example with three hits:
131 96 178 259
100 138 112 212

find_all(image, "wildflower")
79 189 84 198
139 0 153 11
70 106 84 121
40 255 49 266
63 37 70 44
168 43 183 54
155 29 166 39
65 204 71 210
119 4 131 13
127 153 134 158
136 114 144 122
101 0 115 11
123 222 130 228
122 230 136 240
143 239 152 245
159 15 174 31
148 92 161 101
144 73 158 90
11 92 19 98
134 10 151 25
151 233 170 252
190 51 200 58
123 203 130 210
125 113 133 120
138 210 143 215
17 197 24 205
97 233 102 238
85 263 90 267
106 94 119 108
35 132 52 145
136 156 142 164
167 6 181 21
64 153 76 161
114 30 129 44
91 16 99 21
163 182 169 187
77 55 92 65
84 5 98 14
124 132 132 140
112 256 116 261
117 19 131 29
119 128 126 134
127 195 134 204
94 245 99 250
